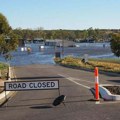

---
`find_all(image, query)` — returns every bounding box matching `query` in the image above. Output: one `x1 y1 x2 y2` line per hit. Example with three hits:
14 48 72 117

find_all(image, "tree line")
13 27 120 42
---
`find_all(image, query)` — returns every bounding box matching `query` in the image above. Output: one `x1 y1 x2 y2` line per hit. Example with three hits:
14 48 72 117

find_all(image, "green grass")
0 63 8 70
0 62 9 79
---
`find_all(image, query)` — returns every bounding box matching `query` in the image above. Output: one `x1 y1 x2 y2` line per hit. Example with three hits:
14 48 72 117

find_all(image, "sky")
0 0 120 30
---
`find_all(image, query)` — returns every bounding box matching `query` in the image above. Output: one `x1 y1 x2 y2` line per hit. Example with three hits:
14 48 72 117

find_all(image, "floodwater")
0 43 117 66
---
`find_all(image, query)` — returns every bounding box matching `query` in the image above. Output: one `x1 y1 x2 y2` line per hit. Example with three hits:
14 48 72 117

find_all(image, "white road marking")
97 101 120 105
58 74 94 84
67 77 90 89
58 74 102 104
95 101 100 104
59 74 120 105
69 77 94 84
58 74 90 89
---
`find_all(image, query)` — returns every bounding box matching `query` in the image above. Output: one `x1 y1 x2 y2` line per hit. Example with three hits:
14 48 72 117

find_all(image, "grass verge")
54 56 120 73
0 62 9 80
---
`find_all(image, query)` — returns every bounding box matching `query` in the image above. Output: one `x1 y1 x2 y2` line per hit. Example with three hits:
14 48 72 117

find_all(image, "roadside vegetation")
0 13 18 60
54 56 120 73
0 62 8 93
0 62 8 80
110 33 120 57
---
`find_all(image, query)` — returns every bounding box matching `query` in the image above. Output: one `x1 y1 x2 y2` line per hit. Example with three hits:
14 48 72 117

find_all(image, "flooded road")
0 43 116 66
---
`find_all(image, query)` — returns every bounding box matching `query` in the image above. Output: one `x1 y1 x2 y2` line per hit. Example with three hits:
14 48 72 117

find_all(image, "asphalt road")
0 64 120 120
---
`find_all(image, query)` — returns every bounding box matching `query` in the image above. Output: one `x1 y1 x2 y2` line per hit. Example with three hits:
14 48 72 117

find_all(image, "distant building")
23 38 76 47
33 38 44 44
23 38 45 47
45 39 76 47
44 39 63 46
24 38 44 44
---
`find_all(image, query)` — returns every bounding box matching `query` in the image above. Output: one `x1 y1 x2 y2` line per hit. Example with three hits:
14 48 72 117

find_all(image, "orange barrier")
94 67 99 101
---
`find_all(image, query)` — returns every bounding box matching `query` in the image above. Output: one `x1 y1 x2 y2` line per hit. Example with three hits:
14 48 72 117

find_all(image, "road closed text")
5 81 59 91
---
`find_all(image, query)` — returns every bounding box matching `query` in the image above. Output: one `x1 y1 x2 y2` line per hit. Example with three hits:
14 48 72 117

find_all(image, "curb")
0 91 15 106
90 85 120 101
99 84 120 101
0 66 16 106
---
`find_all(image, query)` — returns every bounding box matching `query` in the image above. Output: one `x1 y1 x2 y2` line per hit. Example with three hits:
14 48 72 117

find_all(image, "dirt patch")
104 86 120 95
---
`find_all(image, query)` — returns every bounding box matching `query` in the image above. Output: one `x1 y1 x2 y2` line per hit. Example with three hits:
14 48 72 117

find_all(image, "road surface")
0 64 120 120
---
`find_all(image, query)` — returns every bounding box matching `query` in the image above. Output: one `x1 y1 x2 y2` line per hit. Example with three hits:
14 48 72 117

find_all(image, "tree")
0 13 18 60
110 34 120 57
0 13 11 34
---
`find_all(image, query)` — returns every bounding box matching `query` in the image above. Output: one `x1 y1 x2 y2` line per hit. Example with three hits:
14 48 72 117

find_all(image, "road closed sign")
4 80 59 91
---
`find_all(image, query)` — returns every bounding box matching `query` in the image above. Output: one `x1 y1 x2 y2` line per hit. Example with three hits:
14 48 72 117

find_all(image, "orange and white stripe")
94 67 99 101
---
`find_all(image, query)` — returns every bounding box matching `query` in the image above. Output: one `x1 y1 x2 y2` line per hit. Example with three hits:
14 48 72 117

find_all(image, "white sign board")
5 80 59 91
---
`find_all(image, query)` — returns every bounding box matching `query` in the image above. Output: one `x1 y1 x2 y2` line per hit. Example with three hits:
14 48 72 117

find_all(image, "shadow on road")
30 105 53 109
20 97 55 101
1 103 52 109
107 80 120 83
12 76 64 80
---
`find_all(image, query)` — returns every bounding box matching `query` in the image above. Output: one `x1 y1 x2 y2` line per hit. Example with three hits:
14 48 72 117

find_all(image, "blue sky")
0 0 120 30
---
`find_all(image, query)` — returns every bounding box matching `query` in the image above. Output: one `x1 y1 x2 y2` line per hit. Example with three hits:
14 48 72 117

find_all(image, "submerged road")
0 64 120 120
0 43 115 66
